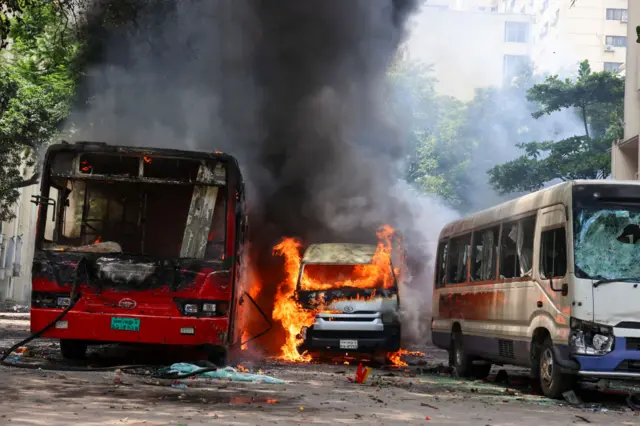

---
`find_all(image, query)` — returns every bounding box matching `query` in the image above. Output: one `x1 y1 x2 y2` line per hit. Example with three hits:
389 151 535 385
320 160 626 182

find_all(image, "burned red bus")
30 142 247 364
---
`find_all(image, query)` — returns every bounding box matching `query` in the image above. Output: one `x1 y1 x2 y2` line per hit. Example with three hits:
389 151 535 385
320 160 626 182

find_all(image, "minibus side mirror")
550 278 568 297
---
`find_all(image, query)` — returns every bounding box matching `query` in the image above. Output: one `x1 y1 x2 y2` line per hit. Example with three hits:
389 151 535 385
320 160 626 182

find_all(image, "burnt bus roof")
45 140 242 173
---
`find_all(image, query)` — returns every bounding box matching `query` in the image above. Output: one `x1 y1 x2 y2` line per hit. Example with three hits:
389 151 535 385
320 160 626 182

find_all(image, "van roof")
301 243 377 265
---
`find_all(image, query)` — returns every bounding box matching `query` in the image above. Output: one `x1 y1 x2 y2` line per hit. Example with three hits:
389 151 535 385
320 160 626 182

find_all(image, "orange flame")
299 225 396 291
272 226 398 362
143 156 152 164
80 160 91 173
272 238 316 362
386 349 408 367
386 349 424 367
93 236 102 244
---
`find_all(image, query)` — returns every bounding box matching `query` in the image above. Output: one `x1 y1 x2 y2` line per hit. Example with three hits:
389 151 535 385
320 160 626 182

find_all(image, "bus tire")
450 331 473 377
535 337 574 399
60 339 87 360
206 347 228 367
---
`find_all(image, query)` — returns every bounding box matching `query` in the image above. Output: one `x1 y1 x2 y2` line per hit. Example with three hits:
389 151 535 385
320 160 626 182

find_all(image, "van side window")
435 241 448 288
471 227 499 281
540 227 567 278
447 234 471 284
500 216 536 279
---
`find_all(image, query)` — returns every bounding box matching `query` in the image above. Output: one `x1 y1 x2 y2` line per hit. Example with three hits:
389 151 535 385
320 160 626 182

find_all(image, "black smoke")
70 0 445 349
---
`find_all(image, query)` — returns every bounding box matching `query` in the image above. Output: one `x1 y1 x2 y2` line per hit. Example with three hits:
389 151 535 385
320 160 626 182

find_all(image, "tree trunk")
581 105 590 138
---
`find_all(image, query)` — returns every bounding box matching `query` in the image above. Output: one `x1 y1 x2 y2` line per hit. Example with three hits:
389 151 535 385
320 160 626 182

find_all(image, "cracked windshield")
575 208 640 280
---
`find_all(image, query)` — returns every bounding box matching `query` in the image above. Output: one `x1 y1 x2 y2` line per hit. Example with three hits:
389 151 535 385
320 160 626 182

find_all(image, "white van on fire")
295 243 402 354
431 180 640 398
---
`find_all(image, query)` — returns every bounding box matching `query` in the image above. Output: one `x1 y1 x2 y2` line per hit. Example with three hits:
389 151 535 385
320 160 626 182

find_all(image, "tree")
388 55 474 210
488 60 624 194
0 2 79 221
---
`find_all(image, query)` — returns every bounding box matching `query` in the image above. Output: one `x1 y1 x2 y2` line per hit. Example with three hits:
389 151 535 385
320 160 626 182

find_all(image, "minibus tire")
536 337 574 399
450 331 473 377
59 339 88 360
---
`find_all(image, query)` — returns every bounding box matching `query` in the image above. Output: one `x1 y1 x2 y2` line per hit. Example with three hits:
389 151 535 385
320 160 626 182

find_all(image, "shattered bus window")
42 153 227 260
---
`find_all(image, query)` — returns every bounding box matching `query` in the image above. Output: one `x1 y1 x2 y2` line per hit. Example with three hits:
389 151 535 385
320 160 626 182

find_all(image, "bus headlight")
184 304 199 315
570 317 614 356
56 297 71 307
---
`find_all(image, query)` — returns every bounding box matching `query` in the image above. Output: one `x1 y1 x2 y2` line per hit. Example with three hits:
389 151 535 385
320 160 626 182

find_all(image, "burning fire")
272 238 316 362
298 225 396 291
386 349 425 367
271 226 398 362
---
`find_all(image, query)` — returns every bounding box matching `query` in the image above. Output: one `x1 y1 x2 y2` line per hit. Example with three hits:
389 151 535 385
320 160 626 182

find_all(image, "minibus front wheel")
534 337 575 398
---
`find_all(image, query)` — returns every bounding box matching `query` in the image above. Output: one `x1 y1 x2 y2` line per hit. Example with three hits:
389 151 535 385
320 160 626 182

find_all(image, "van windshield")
298 263 395 291
574 207 640 280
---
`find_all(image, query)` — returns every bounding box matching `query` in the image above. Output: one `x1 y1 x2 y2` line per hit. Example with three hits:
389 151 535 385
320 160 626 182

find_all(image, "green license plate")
110 317 140 331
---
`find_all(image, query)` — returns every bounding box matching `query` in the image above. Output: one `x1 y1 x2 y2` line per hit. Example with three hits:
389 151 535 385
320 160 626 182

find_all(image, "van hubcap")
540 348 554 386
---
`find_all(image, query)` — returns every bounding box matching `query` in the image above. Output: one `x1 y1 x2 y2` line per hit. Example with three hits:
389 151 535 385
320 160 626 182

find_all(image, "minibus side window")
471 226 499 281
540 227 567 278
447 234 471 284
435 241 449 288
500 216 536 279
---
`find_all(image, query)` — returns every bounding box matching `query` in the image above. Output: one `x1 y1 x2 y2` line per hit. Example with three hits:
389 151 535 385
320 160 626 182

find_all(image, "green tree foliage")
0 2 79 221
389 56 474 210
488 60 624 195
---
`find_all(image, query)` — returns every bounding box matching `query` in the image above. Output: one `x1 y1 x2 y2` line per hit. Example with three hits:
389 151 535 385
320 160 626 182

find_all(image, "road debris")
574 415 591 423
348 363 372 384
159 363 285 384
420 402 438 409
562 390 582 405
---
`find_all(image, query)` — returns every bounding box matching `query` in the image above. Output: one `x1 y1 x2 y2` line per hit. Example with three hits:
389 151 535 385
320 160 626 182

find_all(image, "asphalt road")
1 314 639 425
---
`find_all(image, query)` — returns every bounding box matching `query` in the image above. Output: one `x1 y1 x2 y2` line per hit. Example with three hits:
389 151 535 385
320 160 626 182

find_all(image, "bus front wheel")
59 339 87 360
534 337 574 398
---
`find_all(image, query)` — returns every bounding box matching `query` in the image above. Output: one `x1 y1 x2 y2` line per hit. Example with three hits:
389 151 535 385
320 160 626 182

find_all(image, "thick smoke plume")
70 0 455 352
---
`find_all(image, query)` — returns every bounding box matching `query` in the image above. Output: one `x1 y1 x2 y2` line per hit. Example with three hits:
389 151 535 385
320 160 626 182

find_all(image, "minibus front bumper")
558 337 640 380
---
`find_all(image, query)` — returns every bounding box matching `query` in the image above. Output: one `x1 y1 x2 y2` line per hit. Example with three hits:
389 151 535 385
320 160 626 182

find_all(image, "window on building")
503 54 530 79
540 227 567 279
604 62 624 72
471 227 499 282
500 216 536 279
505 21 529 43
447 234 471 284
606 36 627 47
606 8 628 21
435 241 448 288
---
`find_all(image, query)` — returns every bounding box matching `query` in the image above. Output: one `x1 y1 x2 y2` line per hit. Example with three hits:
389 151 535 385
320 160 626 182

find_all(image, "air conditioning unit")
621 15 628 23
605 45 615 52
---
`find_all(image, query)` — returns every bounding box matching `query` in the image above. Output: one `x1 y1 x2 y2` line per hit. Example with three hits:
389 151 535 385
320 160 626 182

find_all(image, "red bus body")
30 142 247 358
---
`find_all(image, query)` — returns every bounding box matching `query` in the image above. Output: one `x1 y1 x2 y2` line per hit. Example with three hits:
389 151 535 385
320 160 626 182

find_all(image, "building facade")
498 0 628 75
611 0 638 180
409 2 534 100
0 166 39 305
